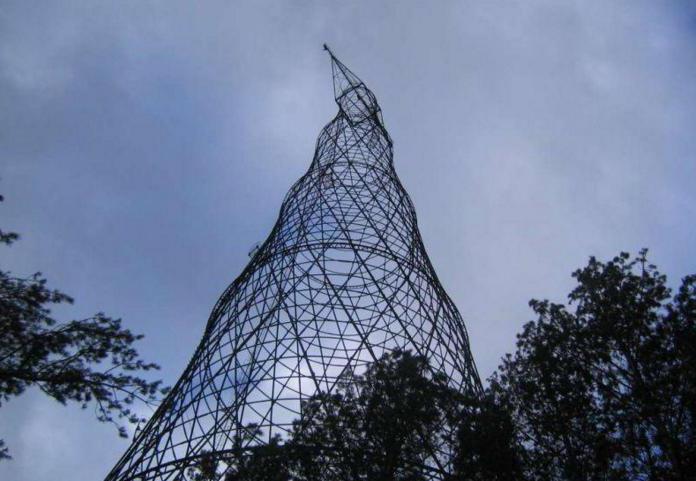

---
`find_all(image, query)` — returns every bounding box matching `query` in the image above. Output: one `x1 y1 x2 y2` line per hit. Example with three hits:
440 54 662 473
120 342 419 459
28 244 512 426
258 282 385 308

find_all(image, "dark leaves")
492 250 696 480
0 209 168 460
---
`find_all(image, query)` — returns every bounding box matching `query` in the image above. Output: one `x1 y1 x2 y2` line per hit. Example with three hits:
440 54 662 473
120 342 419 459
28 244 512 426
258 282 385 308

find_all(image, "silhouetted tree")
448 391 524 481
185 451 220 481
491 250 696 480
225 435 291 481
161 250 696 481
288 350 470 481
182 424 292 481
183 351 522 481
0 195 168 460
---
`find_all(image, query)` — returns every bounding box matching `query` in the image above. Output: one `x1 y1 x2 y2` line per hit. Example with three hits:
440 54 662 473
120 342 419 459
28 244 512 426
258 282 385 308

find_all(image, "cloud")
1 1 695 480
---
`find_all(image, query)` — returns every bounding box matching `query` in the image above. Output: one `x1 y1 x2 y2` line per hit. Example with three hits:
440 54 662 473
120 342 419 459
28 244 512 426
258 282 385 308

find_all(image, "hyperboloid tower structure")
105 46 481 481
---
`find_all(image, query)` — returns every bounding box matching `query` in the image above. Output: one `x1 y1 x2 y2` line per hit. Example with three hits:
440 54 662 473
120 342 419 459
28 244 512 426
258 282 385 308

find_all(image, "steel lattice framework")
105 46 482 481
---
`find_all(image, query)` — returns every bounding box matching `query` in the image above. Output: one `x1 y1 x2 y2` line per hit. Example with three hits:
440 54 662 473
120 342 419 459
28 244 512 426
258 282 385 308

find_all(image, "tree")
289 350 473 481
182 351 469 481
226 435 291 481
185 451 220 481
104 244 696 480
448 391 524 481
183 426 292 481
0 195 168 459
491 250 696 480
181 351 523 481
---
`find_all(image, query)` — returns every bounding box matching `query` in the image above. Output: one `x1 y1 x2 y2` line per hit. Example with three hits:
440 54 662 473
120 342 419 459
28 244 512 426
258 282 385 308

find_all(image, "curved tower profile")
105 46 481 481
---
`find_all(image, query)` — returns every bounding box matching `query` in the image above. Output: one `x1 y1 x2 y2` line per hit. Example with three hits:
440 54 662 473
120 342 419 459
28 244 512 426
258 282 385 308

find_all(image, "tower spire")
322 44 383 127
323 43 361 93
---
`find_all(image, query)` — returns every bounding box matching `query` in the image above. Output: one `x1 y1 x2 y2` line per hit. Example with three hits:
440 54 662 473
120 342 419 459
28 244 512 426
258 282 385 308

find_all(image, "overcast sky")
1 1 695 480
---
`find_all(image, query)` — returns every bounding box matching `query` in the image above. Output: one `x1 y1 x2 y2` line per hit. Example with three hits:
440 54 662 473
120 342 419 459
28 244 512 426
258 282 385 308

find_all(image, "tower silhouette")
105 46 481 481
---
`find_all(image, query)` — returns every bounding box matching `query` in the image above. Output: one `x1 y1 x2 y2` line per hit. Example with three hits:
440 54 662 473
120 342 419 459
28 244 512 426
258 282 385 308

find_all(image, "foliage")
226 435 291 481
290 350 457 481
185 451 220 481
183 350 523 481
491 250 696 480
448 391 524 481
164 250 696 481
0 196 168 459
184 426 292 481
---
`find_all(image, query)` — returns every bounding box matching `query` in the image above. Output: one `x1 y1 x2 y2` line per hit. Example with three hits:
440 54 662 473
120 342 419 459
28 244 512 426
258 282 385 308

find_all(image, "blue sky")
1 1 696 480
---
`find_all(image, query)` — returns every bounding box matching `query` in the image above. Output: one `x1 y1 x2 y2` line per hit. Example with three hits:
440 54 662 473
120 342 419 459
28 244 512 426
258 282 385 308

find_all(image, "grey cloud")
1 1 695 480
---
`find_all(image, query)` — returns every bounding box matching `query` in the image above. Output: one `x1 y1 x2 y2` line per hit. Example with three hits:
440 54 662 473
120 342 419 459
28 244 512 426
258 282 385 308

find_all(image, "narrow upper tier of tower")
324 44 385 127
311 46 393 172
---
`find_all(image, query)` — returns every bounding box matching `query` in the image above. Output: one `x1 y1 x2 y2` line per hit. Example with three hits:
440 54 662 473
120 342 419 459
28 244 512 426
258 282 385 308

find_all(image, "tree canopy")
491 250 696 480
0 196 168 460
184 350 520 481
184 250 695 481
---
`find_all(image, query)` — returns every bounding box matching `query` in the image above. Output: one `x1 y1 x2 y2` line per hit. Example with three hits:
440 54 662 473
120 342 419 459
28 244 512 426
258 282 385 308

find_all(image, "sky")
1 1 696 480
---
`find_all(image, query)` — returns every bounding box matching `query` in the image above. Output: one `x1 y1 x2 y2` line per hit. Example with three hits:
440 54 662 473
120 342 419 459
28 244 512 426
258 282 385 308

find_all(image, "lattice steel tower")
105 46 481 481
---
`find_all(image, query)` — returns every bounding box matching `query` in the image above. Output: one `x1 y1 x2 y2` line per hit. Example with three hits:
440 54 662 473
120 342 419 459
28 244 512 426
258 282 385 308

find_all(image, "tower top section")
323 44 386 129
311 45 392 172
